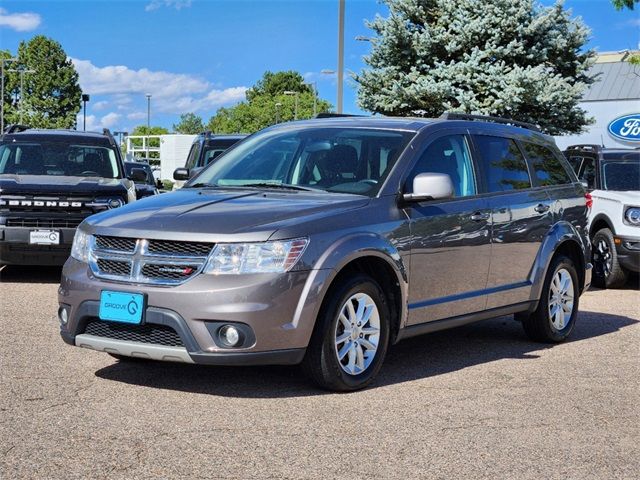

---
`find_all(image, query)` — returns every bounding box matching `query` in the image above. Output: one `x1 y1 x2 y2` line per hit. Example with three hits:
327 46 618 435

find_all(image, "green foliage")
628 54 640 65
612 0 638 10
355 0 597 135
3 36 81 129
207 71 332 134
173 112 204 134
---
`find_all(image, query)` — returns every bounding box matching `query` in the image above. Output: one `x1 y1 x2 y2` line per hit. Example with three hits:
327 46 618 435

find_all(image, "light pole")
284 91 299 120
7 67 35 125
275 102 282 124
145 93 152 128
337 0 345 114
1 57 17 132
303 81 317 117
81 94 90 131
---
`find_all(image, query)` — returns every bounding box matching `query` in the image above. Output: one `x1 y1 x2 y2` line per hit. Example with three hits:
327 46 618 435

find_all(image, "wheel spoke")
346 345 356 373
345 300 356 323
355 344 365 370
359 337 377 351
562 301 573 314
338 313 351 329
337 341 352 361
361 326 379 335
355 296 366 322
335 331 351 345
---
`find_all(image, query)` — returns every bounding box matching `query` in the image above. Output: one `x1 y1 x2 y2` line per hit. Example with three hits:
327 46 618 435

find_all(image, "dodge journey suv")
59 113 591 391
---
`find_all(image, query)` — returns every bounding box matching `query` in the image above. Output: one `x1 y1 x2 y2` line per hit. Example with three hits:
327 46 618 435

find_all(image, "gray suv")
58 114 592 391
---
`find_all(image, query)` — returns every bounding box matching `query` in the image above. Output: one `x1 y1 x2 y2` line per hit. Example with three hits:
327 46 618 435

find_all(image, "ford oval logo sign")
608 114 640 143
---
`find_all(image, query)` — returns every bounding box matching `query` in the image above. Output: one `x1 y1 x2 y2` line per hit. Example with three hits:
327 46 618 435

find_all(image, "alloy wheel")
548 268 574 330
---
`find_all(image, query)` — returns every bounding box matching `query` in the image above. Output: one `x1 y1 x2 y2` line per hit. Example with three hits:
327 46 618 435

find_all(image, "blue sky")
0 0 637 133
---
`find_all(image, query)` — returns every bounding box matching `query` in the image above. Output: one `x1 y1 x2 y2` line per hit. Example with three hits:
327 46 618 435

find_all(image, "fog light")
219 325 240 347
58 306 68 325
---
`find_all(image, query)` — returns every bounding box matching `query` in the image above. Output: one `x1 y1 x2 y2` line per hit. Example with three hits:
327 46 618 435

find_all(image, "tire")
520 255 579 343
592 228 628 289
302 274 390 392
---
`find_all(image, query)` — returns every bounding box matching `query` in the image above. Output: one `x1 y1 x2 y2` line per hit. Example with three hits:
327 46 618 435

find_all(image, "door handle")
534 203 550 214
470 212 490 221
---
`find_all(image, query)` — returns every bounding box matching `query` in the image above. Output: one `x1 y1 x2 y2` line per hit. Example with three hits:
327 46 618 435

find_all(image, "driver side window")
408 135 476 197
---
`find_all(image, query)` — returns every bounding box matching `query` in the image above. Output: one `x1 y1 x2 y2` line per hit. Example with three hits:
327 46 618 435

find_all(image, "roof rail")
3 124 30 134
315 113 365 119
564 144 602 152
439 112 541 132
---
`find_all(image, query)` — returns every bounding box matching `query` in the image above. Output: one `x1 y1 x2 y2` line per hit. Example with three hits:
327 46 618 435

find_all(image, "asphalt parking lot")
1 266 638 479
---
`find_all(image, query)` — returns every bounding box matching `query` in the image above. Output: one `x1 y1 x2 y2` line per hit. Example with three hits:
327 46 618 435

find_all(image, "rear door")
405 130 492 325
470 133 553 309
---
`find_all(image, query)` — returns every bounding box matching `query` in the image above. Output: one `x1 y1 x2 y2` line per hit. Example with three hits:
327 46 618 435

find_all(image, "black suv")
0 126 145 265
59 113 592 391
173 132 246 183
124 161 159 199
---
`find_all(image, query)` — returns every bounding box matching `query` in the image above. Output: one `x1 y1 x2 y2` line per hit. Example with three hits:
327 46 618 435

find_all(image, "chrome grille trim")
89 236 214 286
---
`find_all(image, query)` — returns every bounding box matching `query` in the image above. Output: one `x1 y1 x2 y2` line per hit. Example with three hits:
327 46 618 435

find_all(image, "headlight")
203 238 308 275
92 197 124 209
625 207 640 227
71 229 91 262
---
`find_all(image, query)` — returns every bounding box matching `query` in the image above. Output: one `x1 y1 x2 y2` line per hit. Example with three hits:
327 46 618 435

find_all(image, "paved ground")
1 266 638 479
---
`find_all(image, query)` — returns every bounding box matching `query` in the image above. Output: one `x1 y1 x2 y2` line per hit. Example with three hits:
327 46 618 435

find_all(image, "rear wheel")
520 255 579 343
592 228 628 288
302 274 390 392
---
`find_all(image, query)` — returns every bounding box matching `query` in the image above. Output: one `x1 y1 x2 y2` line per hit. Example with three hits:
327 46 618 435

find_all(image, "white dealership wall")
159 135 196 180
554 51 640 150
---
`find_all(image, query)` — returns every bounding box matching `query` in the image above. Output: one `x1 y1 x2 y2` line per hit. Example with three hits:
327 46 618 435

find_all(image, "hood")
84 187 369 243
0 174 128 196
593 190 640 204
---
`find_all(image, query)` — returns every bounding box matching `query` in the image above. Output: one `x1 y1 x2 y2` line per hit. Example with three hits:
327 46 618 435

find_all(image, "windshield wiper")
239 183 321 192
185 182 217 188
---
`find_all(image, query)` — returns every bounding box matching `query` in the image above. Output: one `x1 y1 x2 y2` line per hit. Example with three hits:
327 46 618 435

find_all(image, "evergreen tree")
4 36 81 129
355 0 597 134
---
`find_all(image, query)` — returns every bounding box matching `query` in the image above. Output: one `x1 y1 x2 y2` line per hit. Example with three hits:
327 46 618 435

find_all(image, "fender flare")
588 213 615 237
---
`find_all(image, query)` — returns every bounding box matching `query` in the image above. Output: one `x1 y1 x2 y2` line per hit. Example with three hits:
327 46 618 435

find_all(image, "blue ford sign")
608 114 640 142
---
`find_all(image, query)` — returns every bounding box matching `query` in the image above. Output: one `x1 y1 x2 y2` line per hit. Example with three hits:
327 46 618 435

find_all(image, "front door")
405 132 492 325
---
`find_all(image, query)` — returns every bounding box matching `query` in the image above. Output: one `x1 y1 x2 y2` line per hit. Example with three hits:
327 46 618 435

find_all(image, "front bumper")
0 226 76 265
59 258 333 365
615 235 640 273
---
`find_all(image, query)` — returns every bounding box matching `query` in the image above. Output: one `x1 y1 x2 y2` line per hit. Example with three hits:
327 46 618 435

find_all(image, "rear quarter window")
522 143 573 186
472 135 532 192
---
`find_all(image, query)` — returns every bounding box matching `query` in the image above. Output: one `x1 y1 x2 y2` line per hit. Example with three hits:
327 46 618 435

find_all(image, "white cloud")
91 100 109 111
101 112 121 128
71 58 246 115
127 112 147 120
145 0 192 12
0 7 41 31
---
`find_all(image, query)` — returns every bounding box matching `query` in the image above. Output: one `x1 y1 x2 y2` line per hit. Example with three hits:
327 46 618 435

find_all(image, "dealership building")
555 50 640 149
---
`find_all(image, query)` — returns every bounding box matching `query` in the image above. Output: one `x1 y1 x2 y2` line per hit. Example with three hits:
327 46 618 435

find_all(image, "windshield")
188 127 414 196
601 161 640 191
0 142 120 178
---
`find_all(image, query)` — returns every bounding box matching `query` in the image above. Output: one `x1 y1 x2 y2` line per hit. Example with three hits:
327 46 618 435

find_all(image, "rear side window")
472 135 531 192
522 143 573 186
185 141 202 169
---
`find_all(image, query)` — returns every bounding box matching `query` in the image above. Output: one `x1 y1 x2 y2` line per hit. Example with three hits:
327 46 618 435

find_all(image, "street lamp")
7 67 36 125
303 81 317 117
1 57 17 132
283 91 299 120
145 93 152 129
81 94 90 131
275 102 282 124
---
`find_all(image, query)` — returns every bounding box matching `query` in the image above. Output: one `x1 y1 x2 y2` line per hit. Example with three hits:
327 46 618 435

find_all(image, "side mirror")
173 168 190 181
403 172 454 202
128 168 148 182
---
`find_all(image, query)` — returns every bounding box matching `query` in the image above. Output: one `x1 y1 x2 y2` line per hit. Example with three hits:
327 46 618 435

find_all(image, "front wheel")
302 274 390 391
519 255 579 343
592 228 628 288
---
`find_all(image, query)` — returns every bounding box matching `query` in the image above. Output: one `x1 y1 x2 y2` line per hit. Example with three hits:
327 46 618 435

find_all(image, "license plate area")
98 291 145 324
29 230 60 245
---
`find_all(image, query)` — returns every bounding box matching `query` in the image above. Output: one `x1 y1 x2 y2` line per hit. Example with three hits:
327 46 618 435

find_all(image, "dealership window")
472 135 532 192
522 143 572 186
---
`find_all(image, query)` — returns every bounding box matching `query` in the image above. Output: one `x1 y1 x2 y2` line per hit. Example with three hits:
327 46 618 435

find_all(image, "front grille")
6 217 83 228
95 235 136 253
89 236 214 285
96 258 131 276
141 263 200 280
84 319 184 347
148 239 213 257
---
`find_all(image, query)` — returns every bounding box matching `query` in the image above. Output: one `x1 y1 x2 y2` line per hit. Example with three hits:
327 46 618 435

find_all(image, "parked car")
124 161 159 199
563 144 640 287
0 125 143 266
172 132 246 188
59 113 591 391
